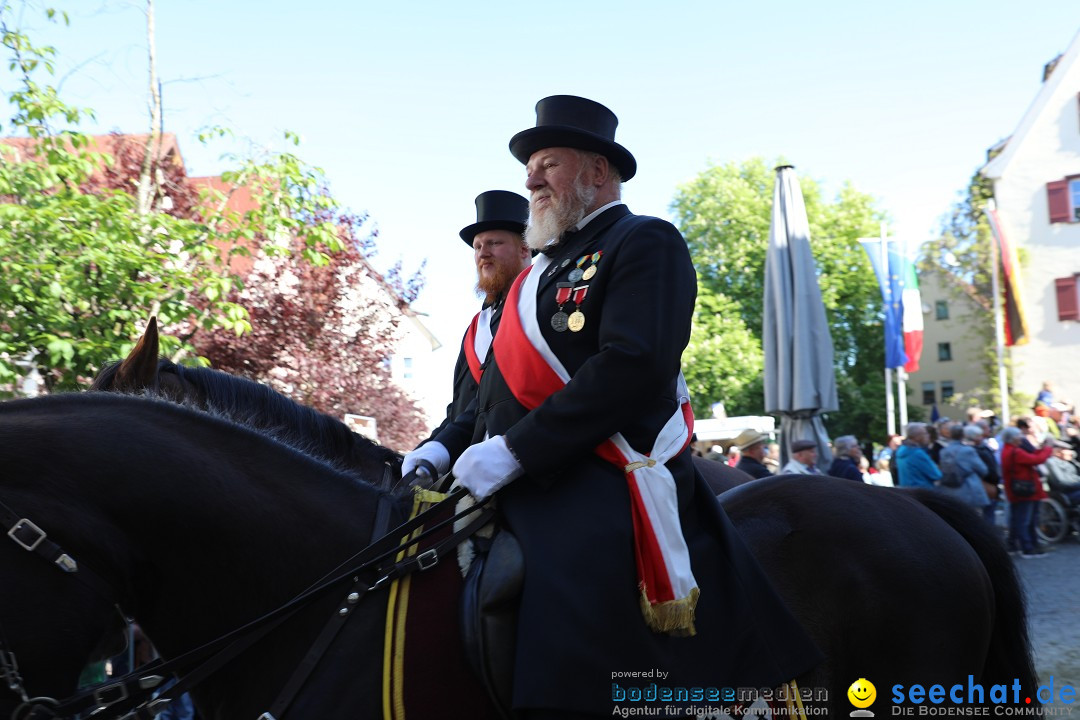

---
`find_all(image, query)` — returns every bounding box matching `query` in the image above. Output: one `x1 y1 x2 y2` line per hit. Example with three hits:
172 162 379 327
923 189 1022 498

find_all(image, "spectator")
732 429 772 480
1036 381 1054 407
781 439 820 475
972 424 1002 519
826 435 864 482
763 442 782 475
878 433 903 486
1045 443 1080 506
869 457 893 487
896 422 942 489
939 425 992 520
726 445 741 468
928 419 953 466
1001 426 1054 559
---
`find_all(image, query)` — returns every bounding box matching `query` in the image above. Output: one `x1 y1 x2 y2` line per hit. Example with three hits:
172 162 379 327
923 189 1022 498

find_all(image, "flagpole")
987 200 1010 425
881 222 896 437
897 234 909 430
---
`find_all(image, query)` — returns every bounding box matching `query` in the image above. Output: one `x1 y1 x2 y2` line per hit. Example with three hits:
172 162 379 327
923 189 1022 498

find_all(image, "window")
1046 176 1080 222
403 357 413 379
922 382 935 405
1057 274 1080 321
941 381 955 402
935 300 949 320
937 342 952 362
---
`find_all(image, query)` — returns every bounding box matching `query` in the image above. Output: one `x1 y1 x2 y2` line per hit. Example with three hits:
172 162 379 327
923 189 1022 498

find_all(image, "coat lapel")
535 204 630 297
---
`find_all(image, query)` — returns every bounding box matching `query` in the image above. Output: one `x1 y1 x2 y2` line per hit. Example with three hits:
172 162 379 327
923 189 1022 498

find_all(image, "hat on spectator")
791 439 817 453
733 429 767 451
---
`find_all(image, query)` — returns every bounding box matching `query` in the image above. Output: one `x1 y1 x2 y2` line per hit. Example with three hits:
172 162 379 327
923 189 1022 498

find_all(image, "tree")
0 5 430 446
672 157 895 441
0 9 243 391
189 211 429 452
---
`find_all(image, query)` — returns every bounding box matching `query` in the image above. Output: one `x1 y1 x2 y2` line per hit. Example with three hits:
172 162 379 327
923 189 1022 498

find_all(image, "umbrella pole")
897 369 908 429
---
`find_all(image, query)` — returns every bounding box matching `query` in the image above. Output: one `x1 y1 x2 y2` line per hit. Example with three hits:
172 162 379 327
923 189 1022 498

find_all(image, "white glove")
402 441 450 480
452 435 524 500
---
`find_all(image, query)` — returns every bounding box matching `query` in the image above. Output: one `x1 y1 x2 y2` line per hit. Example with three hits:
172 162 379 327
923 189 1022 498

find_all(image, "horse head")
89 317 203 405
0 394 392 718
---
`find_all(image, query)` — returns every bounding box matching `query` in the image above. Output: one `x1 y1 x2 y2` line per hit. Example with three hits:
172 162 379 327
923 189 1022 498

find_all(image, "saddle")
460 520 525 720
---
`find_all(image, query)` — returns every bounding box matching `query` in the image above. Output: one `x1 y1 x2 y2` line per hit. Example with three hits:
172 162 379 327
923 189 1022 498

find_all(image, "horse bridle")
0 497 135 717
0 468 492 720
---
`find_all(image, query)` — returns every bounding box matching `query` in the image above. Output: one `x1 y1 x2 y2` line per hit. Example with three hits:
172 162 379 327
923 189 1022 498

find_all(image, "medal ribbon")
492 258 699 635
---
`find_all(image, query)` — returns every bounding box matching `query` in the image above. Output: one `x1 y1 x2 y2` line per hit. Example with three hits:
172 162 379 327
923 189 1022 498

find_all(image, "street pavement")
1014 536 1080 712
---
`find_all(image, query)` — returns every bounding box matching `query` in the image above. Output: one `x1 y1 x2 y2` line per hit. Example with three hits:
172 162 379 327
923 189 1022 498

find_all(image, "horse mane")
94 357 402 474
164 358 406 468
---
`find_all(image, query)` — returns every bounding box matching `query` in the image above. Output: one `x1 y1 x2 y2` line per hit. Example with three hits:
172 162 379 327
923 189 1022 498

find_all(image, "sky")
6 0 1080 415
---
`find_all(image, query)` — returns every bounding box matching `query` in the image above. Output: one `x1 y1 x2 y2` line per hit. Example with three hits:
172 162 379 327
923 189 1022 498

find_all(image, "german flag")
985 204 1029 346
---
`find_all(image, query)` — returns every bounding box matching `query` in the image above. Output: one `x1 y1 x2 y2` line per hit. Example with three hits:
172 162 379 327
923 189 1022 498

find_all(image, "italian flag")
900 254 923 373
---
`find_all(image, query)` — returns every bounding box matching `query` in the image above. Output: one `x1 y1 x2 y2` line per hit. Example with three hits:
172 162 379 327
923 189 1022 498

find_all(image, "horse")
0 392 1039 720
19 328 1024 713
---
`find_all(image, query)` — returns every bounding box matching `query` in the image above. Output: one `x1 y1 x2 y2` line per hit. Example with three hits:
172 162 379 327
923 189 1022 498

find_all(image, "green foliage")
682 282 763 419
0 6 367 393
672 157 891 441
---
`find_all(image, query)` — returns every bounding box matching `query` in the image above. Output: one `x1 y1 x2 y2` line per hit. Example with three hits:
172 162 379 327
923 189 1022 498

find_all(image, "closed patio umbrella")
762 166 838 470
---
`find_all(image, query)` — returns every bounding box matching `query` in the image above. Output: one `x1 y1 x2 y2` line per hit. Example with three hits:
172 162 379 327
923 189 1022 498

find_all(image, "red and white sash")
491 256 699 635
462 307 494 384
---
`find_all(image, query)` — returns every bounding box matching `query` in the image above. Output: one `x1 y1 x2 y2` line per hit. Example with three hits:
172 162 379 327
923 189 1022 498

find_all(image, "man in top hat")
402 191 530 475
782 439 821 475
432 95 820 718
733 429 772 479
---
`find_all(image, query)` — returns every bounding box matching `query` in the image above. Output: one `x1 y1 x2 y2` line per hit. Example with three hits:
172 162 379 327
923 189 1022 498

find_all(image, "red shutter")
1057 275 1079 321
1047 179 1070 223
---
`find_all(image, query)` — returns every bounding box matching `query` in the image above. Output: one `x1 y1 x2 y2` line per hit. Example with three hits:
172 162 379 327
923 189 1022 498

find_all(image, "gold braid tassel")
638 585 699 637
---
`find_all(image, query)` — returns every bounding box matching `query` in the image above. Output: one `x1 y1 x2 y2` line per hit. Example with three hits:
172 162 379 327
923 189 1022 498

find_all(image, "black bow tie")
540 228 579 257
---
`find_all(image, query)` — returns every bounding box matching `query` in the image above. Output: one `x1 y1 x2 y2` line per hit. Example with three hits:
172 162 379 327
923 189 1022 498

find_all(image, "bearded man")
422 96 820 719
403 190 529 472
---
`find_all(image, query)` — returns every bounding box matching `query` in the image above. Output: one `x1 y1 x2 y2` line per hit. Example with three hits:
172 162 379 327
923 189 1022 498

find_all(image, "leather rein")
1 464 490 720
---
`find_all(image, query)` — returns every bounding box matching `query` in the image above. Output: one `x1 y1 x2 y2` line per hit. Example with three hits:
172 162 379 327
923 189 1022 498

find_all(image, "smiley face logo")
847 678 876 709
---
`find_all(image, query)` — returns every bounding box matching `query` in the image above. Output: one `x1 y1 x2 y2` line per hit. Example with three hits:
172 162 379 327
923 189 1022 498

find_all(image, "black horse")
0 338 1036 716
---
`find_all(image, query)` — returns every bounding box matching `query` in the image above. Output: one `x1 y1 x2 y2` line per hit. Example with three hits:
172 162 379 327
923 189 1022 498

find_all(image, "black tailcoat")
443 205 820 715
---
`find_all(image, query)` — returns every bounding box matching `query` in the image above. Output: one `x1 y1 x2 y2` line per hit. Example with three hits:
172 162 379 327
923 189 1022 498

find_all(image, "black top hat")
509 95 637 181
459 190 529 247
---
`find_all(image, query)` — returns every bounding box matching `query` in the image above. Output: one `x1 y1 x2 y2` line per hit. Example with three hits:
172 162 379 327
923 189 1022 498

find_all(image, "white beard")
525 176 596 251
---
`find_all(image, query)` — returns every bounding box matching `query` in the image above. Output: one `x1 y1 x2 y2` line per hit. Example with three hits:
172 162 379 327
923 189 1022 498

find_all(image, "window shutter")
1056 275 1079 321
1047 179 1070 223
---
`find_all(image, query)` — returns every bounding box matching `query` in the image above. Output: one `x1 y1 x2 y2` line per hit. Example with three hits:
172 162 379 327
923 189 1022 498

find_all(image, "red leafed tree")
80 132 429 451
189 208 430 452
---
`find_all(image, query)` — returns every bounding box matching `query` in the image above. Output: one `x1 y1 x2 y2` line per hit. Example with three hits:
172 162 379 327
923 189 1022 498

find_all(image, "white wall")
984 40 1080 406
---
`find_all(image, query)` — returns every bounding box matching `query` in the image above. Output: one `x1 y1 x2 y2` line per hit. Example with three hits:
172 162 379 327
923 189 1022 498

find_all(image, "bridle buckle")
416 548 438 571
7 519 46 552
92 681 129 707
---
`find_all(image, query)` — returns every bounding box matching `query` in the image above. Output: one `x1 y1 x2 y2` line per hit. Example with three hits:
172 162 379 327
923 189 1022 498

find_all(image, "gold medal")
568 311 585 332
582 265 597 280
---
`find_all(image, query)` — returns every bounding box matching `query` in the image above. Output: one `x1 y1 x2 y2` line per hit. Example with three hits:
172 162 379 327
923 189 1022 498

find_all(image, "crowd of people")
698 390 1080 560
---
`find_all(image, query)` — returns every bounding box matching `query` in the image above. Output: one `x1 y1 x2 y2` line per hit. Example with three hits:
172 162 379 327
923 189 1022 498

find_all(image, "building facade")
981 30 1080 407
905 271 990 417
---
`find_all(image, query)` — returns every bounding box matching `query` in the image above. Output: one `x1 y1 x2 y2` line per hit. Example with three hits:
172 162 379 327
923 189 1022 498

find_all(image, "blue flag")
859 239 908 370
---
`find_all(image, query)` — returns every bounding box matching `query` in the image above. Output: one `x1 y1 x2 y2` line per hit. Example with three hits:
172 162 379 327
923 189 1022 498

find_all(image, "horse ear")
114 317 160 391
